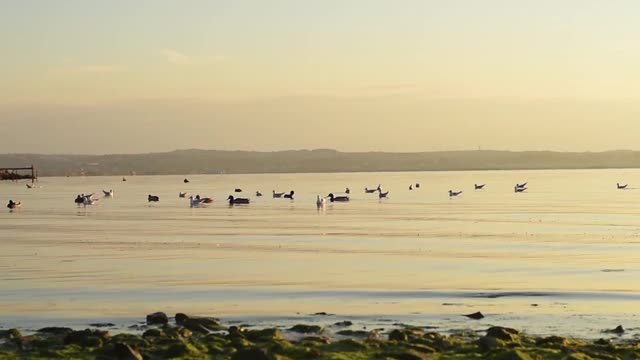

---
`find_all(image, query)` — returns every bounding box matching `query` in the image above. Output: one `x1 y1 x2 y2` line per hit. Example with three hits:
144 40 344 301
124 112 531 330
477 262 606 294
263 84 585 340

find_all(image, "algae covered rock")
245 328 282 342
37 327 73 336
477 335 507 350
486 326 520 342
493 349 533 360
64 329 110 347
389 329 409 342
164 341 201 358
232 346 272 360
113 342 143 360
146 311 168 325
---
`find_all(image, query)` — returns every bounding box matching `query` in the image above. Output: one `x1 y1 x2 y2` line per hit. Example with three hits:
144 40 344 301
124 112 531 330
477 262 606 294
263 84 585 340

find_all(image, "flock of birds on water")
3 177 633 211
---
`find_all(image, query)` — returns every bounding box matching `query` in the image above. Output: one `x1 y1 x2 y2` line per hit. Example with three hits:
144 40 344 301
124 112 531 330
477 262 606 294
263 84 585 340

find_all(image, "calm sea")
1 169 640 338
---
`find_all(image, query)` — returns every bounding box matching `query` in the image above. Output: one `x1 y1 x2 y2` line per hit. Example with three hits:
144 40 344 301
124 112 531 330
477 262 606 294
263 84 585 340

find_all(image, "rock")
110 334 148 348
328 338 368 351
146 312 168 325
183 317 223 333
289 324 322 334
0 328 22 340
37 327 73 336
486 326 519 342
334 320 353 327
477 336 506 350
142 328 164 338
311 312 332 316
536 335 570 347
389 329 409 342
463 311 484 320
604 325 624 335
113 342 143 360
301 335 331 345
336 329 369 338
594 338 611 345
89 323 115 328
245 328 282 342
228 326 246 338
232 347 272 360
174 313 189 325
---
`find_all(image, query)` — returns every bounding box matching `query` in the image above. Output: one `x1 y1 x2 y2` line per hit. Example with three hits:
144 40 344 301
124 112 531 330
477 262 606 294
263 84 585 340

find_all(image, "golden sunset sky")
2 0 640 153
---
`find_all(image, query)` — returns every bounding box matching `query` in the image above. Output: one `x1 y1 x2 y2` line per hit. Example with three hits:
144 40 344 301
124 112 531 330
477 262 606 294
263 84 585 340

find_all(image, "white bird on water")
316 195 325 208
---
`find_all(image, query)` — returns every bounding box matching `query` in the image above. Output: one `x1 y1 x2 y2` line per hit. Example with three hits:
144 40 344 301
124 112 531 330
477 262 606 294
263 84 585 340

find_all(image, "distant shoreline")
2 149 640 177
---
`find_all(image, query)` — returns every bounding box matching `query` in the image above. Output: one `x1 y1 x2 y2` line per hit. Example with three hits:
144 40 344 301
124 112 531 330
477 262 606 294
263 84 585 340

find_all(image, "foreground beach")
0 312 635 359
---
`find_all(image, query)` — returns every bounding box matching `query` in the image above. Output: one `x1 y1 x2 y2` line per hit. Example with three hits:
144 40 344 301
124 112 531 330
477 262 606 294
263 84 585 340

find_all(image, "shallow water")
1 169 640 338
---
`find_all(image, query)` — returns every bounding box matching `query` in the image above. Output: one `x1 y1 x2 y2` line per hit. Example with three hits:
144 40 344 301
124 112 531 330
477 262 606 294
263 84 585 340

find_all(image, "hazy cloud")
162 48 226 65
163 48 192 65
76 65 126 73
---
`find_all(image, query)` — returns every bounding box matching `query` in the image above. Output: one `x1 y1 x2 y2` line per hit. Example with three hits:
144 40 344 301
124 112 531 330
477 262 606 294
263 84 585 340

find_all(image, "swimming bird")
256 191 263 197
378 190 389 199
448 190 463 197
514 186 527 193
179 192 187 198
74 195 84 205
227 195 250 205
80 193 98 205
273 190 284 198
283 190 295 199
235 188 242 193
183 178 189 183
189 195 213 207
148 194 160 202
409 185 413 190
516 182 527 188
345 187 350 194
617 183 628 189
415 183 420 188
26 183 33 189
198 196 213 204
474 184 485 190
7 200 21 209
326 193 349 202
122 177 127 182
102 190 114 197
316 195 326 208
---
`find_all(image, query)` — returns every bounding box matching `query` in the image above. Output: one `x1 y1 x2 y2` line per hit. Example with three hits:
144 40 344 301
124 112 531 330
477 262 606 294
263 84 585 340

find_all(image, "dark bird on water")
326 193 349 202
449 190 463 197
227 195 250 205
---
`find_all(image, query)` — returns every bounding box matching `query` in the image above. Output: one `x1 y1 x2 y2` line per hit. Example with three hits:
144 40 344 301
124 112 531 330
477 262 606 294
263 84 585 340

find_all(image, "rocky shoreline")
0 312 637 359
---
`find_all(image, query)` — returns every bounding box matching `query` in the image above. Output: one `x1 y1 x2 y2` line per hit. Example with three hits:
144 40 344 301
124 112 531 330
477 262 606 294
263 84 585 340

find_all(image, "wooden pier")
0 165 38 183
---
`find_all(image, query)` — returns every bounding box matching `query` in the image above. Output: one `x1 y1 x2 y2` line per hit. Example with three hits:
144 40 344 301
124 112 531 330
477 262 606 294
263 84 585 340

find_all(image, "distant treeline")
2 149 640 177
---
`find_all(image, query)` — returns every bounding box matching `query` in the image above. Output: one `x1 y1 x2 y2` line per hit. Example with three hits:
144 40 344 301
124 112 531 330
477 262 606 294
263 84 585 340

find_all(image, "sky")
2 0 640 154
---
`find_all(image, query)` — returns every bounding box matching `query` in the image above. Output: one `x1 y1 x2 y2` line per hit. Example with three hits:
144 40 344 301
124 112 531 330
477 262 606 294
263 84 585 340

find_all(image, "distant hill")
2 149 640 177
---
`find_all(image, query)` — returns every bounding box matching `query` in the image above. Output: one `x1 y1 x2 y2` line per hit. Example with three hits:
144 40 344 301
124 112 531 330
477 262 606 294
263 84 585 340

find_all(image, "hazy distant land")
2 149 640 177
